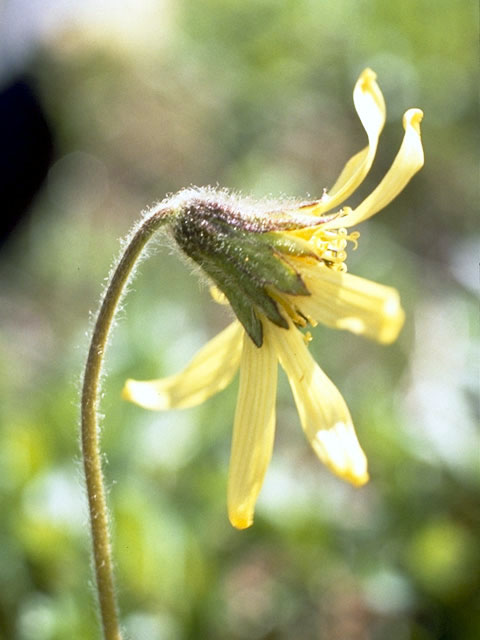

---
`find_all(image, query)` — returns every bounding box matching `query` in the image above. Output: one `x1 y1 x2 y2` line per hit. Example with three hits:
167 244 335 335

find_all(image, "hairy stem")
81 208 169 640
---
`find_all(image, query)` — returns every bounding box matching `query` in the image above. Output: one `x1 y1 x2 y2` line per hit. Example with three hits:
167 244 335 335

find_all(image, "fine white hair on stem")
80 206 171 640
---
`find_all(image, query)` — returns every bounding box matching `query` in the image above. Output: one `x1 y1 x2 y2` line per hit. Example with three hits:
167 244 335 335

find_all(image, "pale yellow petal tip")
122 378 169 410
359 67 377 87
378 298 406 345
346 469 370 487
122 378 136 401
333 295 405 345
403 107 424 131
229 512 254 530
312 422 369 487
330 462 369 488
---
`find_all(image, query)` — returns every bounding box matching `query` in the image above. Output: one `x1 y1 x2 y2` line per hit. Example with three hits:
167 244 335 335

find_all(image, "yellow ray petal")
324 108 424 229
123 321 243 410
209 285 229 305
291 262 405 344
299 68 386 217
266 321 368 486
228 328 278 529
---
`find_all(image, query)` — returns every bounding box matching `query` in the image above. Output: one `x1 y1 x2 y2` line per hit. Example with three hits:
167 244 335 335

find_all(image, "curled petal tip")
403 108 424 130
359 67 377 85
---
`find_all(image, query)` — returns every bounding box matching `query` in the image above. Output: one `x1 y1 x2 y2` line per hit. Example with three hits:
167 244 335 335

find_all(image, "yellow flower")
123 69 424 529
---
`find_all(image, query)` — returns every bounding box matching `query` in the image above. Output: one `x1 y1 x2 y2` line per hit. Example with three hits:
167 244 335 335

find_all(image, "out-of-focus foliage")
0 1 478 638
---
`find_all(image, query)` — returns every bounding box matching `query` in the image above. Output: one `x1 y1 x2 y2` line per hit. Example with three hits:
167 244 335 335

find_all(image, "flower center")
285 214 360 273
265 221 361 332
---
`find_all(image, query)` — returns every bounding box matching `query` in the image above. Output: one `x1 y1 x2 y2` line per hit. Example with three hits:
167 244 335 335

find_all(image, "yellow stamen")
303 331 313 344
265 285 307 327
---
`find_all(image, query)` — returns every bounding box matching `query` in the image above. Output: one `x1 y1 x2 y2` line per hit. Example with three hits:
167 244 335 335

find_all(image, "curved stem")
81 209 169 640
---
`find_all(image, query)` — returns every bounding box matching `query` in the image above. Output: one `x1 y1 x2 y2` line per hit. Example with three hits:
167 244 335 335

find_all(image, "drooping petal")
298 68 386 217
290 262 405 344
323 108 424 229
123 321 243 410
266 321 369 486
228 327 278 529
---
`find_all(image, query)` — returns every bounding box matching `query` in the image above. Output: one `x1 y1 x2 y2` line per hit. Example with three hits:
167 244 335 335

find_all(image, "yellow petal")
291 262 405 344
266 321 368 486
123 321 243 410
324 108 424 229
300 68 386 217
228 328 278 529
209 285 229 305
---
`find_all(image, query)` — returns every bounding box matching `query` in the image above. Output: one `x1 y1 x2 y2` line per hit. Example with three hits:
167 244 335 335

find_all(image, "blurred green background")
0 1 478 639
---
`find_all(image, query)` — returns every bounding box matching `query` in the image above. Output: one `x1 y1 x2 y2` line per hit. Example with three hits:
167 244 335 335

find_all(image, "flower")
123 69 424 529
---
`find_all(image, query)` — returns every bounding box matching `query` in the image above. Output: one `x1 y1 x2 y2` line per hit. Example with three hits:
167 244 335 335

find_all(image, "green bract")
170 198 315 346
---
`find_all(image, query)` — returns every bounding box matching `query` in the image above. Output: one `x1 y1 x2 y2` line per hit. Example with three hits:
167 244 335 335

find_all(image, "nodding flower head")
124 69 424 529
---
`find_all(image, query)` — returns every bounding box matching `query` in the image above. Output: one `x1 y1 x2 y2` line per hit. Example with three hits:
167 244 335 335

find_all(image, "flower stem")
81 208 169 640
